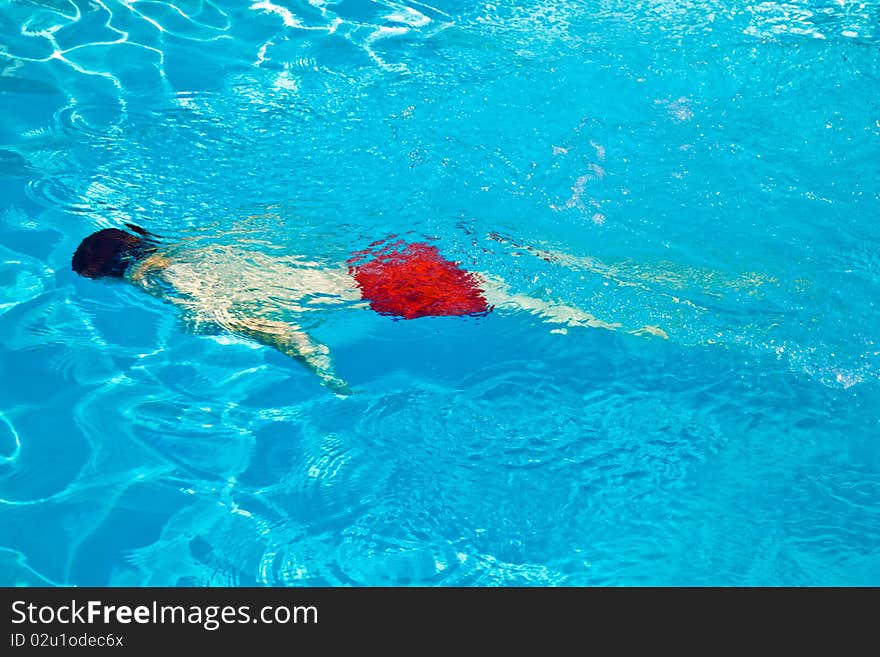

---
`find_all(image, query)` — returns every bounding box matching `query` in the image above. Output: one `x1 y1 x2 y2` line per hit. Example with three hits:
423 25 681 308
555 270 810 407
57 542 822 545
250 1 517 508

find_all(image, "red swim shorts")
347 240 492 319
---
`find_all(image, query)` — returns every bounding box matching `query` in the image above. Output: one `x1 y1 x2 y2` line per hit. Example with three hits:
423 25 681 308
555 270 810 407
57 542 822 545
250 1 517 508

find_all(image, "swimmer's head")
71 224 158 279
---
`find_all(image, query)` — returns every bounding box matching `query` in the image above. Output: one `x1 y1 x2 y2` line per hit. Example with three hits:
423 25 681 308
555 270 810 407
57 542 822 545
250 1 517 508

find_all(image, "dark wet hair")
71 223 159 279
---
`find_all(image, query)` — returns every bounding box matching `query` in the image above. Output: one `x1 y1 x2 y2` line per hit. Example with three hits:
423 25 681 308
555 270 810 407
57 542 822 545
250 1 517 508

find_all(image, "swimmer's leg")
478 274 668 338
479 274 621 330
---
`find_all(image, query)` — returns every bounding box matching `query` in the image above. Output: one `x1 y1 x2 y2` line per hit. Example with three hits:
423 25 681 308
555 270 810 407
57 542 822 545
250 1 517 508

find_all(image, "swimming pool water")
1 0 878 585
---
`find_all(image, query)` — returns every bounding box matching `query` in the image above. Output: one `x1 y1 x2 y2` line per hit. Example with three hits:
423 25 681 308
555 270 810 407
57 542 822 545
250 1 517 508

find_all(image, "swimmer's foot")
628 325 669 339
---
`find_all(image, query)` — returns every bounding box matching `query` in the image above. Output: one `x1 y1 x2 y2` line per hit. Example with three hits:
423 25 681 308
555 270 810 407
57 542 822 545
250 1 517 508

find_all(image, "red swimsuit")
348 240 491 319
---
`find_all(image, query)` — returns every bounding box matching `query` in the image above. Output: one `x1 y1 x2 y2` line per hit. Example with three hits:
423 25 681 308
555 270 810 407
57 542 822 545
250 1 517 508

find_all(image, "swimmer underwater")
72 223 647 394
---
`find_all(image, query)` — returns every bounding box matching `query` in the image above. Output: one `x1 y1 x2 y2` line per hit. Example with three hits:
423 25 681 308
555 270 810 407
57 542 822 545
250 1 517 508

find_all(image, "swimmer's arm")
222 316 351 395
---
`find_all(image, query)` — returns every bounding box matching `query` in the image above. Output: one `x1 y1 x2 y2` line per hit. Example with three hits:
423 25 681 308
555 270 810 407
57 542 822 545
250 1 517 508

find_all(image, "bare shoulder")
128 252 173 282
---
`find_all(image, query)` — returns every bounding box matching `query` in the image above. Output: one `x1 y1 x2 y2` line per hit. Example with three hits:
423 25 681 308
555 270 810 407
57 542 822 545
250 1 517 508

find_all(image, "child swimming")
71 224 632 394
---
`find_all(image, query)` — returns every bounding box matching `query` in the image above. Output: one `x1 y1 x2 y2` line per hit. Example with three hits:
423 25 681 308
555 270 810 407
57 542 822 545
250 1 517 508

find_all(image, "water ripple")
2 0 879 586
0 245 50 316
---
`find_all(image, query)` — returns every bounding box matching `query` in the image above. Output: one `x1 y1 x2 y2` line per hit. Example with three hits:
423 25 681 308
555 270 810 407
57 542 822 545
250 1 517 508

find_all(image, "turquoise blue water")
1 0 879 586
